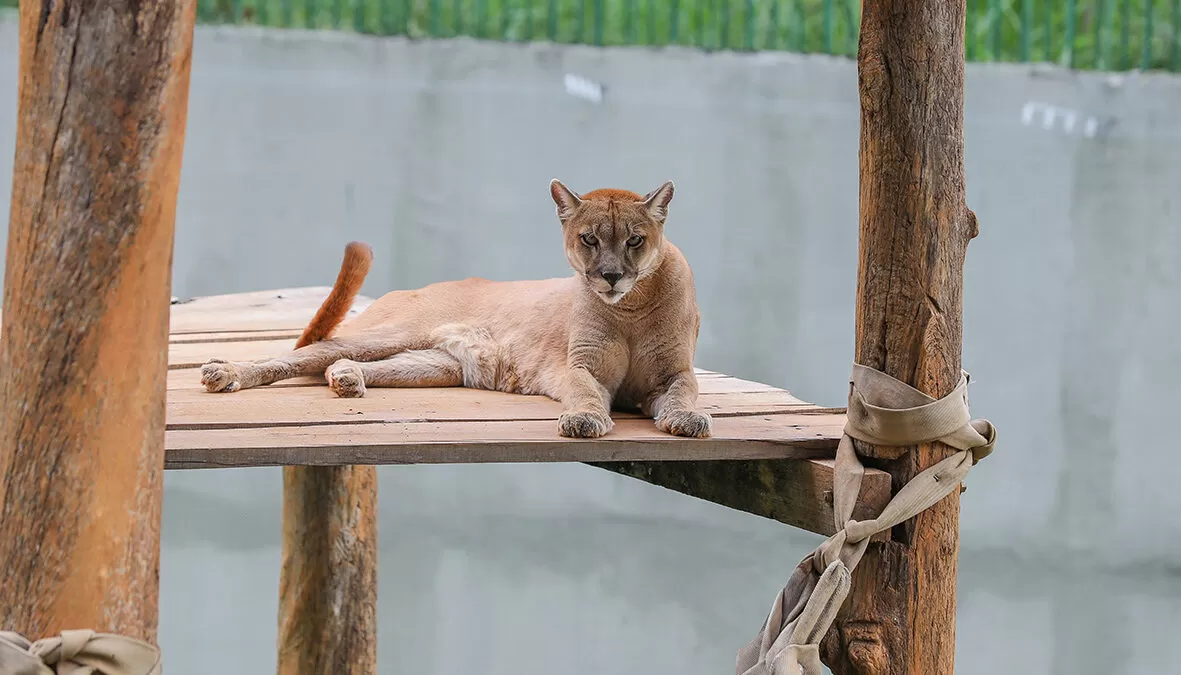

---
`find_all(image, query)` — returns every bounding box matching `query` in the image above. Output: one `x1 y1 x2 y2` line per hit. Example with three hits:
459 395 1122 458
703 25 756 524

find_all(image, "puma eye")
580 233 598 247
626 235 644 248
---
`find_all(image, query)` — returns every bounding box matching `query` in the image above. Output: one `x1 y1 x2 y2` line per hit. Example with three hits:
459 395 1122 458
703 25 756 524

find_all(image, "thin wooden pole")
821 1 975 673
0 1 195 641
278 465 378 674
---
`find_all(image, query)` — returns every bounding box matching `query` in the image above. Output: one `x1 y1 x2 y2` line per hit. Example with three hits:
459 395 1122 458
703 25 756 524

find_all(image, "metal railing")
2 1 1179 71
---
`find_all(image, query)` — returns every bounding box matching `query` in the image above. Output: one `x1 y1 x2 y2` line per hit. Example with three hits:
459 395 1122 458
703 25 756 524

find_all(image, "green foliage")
3 1 1178 71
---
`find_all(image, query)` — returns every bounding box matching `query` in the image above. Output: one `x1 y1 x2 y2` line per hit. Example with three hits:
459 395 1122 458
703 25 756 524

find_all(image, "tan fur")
200 180 711 439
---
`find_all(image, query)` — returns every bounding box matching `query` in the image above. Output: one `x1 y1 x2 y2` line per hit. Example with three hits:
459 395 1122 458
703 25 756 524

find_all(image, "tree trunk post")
0 1 195 642
821 1 976 673
278 465 378 675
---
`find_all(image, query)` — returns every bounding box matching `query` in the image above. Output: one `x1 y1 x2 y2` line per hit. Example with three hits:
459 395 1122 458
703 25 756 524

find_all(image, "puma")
200 180 712 439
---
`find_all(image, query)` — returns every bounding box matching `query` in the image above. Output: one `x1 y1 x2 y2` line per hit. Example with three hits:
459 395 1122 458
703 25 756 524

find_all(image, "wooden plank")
0 0 195 643
685 374 784 394
169 338 297 369
163 413 844 468
592 459 890 541
169 287 372 334
170 329 302 344
165 372 820 424
821 1 974 672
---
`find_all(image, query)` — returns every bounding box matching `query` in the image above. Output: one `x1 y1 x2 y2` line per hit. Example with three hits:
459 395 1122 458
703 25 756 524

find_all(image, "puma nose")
602 271 623 286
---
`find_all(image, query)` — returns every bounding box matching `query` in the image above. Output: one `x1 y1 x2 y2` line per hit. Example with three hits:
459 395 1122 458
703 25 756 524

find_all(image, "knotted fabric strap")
0 630 161 675
735 364 997 675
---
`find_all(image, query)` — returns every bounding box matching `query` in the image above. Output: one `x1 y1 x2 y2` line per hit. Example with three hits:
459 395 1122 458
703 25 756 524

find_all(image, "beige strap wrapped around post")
735 364 996 675
0 630 161 675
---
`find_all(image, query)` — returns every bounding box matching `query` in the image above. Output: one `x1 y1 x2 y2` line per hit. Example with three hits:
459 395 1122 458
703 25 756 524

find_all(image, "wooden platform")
165 288 888 537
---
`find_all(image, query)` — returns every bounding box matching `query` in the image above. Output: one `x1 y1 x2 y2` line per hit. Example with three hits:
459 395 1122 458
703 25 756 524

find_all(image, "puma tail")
294 241 374 349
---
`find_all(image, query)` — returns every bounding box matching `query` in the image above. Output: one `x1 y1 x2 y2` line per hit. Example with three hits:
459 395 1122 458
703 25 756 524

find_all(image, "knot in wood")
857 51 889 116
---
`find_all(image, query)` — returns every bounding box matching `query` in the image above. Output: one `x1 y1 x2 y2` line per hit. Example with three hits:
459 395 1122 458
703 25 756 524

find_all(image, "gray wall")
3 13 1181 674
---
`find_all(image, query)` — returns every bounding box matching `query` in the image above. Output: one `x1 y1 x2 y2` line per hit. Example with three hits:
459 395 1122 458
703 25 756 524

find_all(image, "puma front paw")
201 359 242 393
656 409 713 438
558 409 613 439
326 360 366 398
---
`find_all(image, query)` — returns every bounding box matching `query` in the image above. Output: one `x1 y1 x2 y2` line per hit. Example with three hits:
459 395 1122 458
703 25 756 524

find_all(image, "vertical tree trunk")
822 1 975 673
0 1 195 642
278 465 378 675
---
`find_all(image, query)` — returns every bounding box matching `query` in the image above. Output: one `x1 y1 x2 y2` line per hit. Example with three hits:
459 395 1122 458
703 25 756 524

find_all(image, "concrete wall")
3 12 1181 674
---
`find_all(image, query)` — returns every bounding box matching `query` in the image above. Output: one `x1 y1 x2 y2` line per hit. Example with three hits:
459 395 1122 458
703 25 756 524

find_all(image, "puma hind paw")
656 409 712 438
558 409 613 439
201 359 242 393
326 360 366 398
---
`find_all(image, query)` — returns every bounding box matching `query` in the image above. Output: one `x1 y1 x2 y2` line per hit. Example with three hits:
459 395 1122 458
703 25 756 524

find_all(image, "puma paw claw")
558 409 613 438
327 361 366 398
657 409 712 438
201 360 242 393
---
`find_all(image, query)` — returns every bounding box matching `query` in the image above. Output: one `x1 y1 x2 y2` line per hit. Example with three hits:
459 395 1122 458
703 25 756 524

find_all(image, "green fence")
2 1 1179 71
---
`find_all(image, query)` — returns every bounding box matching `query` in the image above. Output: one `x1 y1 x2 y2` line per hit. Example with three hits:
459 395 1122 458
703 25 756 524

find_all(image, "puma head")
550 179 674 304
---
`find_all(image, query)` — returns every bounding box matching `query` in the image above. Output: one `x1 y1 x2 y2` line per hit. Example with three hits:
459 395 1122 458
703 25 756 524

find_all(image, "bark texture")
278 465 379 675
0 1 195 642
821 1 976 673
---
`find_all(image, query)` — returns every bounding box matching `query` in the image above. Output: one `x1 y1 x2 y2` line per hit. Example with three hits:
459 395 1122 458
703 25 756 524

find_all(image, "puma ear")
641 180 674 222
550 179 582 221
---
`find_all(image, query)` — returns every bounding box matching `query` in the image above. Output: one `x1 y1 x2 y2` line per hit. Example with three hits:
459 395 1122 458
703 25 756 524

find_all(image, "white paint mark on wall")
564 73 604 104
1021 101 1116 138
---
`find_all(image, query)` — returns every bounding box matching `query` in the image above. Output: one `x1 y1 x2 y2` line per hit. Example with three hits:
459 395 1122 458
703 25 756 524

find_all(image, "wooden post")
278 466 378 674
0 1 195 642
820 1 975 673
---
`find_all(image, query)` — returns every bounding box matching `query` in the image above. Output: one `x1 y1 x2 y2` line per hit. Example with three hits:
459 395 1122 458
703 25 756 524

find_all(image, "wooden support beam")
592 459 892 540
278 465 378 675
0 0 195 642
820 1 976 673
